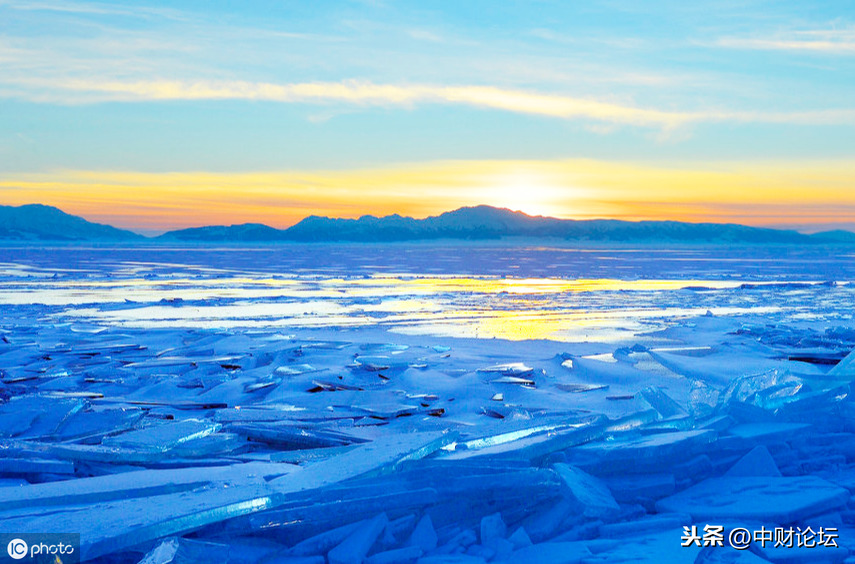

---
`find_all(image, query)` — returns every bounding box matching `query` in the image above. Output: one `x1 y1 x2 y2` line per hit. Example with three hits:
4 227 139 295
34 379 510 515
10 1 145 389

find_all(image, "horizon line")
3 201 854 239
3 159 855 233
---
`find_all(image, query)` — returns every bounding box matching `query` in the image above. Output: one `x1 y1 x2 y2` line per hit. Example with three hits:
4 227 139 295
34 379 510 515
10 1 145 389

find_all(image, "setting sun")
484 172 569 218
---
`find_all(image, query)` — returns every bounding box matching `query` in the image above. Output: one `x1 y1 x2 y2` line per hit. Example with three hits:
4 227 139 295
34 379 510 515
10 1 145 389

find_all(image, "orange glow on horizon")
2 158 855 233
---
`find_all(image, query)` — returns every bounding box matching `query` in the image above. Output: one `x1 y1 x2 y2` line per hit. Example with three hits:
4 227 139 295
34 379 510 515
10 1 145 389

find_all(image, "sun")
486 172 567 218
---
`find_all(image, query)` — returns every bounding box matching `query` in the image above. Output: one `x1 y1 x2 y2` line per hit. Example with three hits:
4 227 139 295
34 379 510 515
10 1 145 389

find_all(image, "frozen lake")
1 243 855 562
2 244 853 342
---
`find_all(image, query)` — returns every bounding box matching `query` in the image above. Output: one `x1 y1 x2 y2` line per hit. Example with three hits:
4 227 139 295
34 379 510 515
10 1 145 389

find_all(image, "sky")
1 0 854 234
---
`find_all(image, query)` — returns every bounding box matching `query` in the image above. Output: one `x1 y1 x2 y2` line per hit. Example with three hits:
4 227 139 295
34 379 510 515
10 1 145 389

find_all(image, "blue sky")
1 0 854 232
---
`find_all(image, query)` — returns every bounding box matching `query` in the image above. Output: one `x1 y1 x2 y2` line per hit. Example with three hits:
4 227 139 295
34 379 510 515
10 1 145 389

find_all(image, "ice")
476 363 535 376
137 537 255 564
567 429 717 474
6 246 855 560
751 542 849 564
0 395 85 437
725 445 782 477
247 488 438 533
408 515 438 552
688 380 720 418
489 375 536 387
552 463 620 519
0 461 293 510
579 529 701 563
102 419 223 452
56 408 143 439
508 541 593 563
1 477 278 560
597 514 689 538
507 527 532 549
479 513 506 549
288 521 364 557
554 383 609 393
417 555 486 564
352 403 420 418
828 347 855 378
271 445 358 463
268 431 455 492
327 512 388 564
638 386 686 419
0 457 75 475
723 422 812 447
0 432 451 560
275 364 320 376
364 546 422 564
138 538 179 564
656 476 850 522
228 423 365 449
518 500 575 543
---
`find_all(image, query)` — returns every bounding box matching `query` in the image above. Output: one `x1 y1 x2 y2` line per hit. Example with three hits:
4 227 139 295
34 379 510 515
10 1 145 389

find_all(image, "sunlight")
486 172 568 217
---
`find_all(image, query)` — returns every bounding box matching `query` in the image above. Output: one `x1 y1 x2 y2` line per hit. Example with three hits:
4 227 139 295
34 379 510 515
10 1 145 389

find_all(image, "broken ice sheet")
102 419 223 452
477 363 534 376
214 405 307 423
54 407 144 440
352 403 420 418
567 429 717 474
638 386 686 419
123 355 244 369
274 364 320 376
490 375 536 387
554 383 608 393
322 512 388 564
657 475 850 523
552 463 619 519
0 457 75 475
228 422 366 449
244 380 277 393
2 431 243 465
136 537 281 564
244 487 436 537
0 461 295 510
359 343 409 353
443 415 608 462
0 395 85 438
579 529 702 564
2 431 453 561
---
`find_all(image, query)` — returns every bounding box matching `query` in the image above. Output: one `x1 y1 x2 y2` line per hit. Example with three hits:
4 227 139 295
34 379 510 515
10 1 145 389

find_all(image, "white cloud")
717 27 855 54
3 78 691 128
6 77 855 130
0 0 185 19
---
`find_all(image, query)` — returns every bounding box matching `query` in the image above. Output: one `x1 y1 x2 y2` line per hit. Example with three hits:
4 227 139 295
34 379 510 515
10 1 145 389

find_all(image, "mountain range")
2 203 855 245
0 204 143 241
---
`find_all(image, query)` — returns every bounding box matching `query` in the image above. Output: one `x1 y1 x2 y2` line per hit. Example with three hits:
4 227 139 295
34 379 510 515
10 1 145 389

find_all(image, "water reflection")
0 264 833 342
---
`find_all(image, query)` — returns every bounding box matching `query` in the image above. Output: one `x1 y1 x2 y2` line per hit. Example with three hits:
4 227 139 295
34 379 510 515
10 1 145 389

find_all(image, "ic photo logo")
1 534 79 563
6 539 27 560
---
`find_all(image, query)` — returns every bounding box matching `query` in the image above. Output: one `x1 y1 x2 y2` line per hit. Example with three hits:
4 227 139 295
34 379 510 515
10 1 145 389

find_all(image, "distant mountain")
160 205 819 244
275 205 816 244
3 203 853 245
810 230 855 244
157 223 287 242
0 204 142 241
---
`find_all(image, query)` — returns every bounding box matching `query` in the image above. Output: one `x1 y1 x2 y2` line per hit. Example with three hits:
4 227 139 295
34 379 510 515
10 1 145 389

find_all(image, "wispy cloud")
0 0 185 19
8 78 855 129
5 78 692 128
716 27 855 54
407 29 445 43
